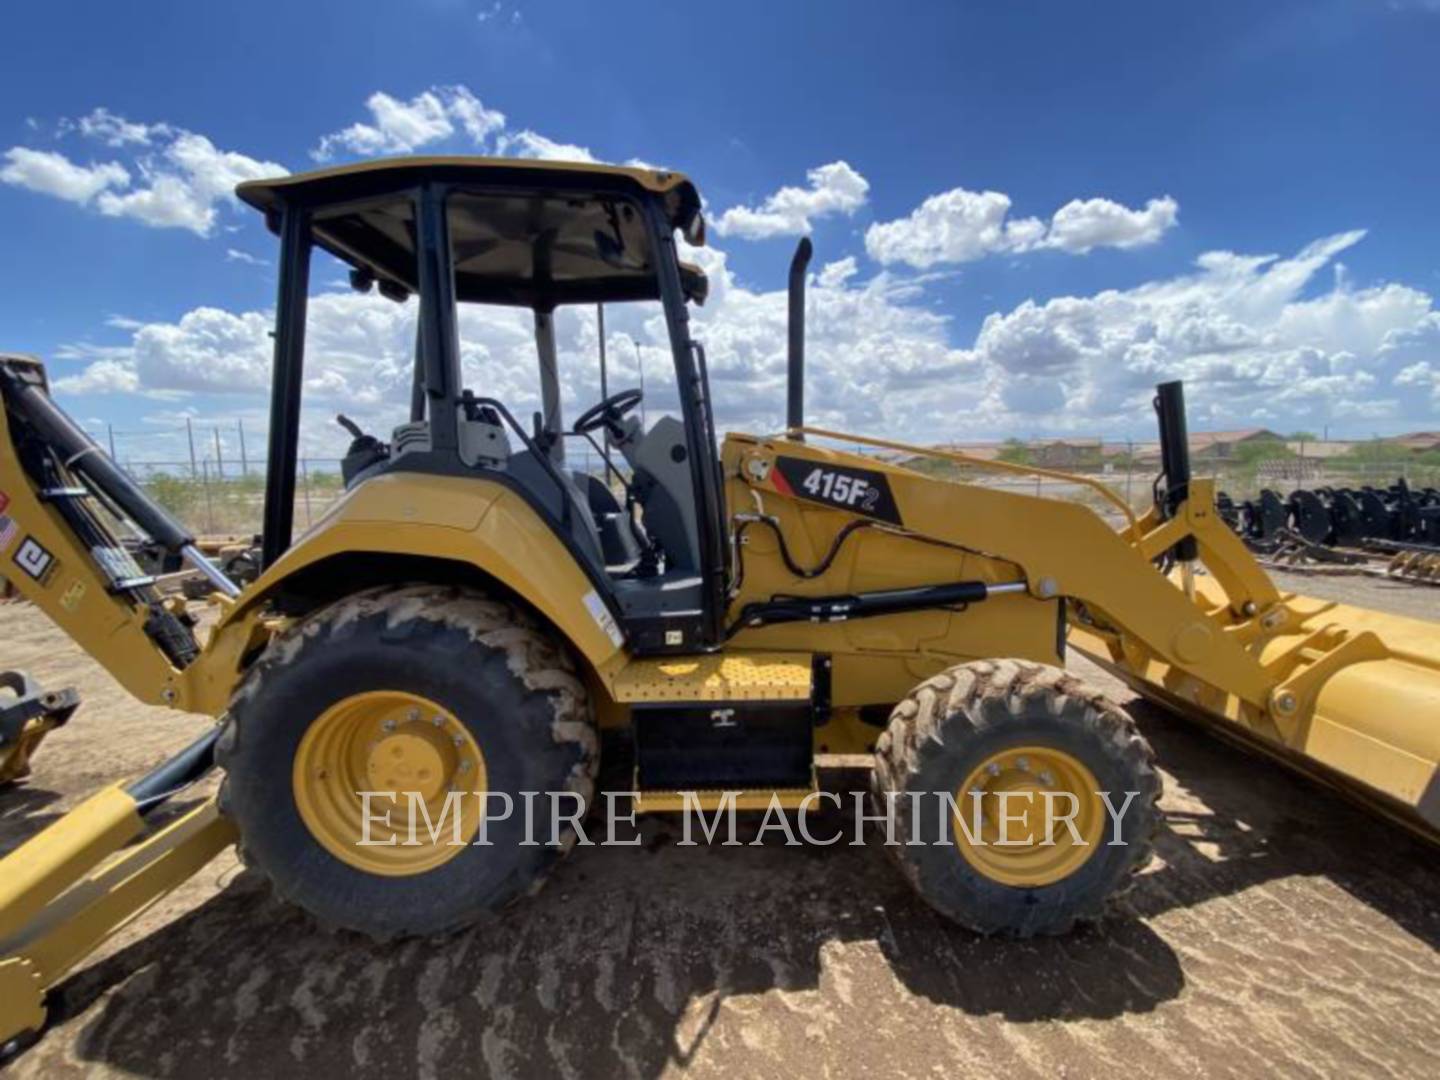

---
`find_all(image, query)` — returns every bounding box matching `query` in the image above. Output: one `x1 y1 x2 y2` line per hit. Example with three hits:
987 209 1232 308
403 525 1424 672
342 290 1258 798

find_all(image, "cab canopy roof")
236 156 705 309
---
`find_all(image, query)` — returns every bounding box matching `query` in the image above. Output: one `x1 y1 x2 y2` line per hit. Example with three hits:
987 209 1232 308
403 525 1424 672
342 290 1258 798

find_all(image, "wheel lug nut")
1016 756 1030 772
986 763 1001 777
1039 771 1054 786
432 715 444 727
407 708 420 722
458 760 471 773
452 734 464 747
382 719 397 733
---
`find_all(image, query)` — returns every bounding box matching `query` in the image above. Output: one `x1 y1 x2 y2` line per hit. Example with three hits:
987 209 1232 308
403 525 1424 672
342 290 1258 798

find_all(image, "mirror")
682 208 706 247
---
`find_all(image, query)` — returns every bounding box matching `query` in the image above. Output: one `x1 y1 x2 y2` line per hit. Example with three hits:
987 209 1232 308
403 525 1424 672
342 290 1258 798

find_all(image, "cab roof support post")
646 196 727 645
409 320 426 423
416 183 460 454
261 203 311 570
534 307 565 465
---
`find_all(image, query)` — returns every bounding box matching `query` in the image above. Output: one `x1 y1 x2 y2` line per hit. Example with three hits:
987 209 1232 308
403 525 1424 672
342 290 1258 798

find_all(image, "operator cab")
238 158 728 652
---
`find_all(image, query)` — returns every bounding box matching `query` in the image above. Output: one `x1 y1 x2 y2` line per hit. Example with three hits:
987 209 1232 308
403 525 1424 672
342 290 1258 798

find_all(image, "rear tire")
217 584 597 940
873 658 1159 936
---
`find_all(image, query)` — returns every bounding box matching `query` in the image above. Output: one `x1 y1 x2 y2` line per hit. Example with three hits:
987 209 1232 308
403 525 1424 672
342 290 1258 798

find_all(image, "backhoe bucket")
1073 576 1440 841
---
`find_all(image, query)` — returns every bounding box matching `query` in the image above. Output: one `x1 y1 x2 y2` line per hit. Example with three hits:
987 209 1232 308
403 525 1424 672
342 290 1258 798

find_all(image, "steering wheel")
573 388 644 437
336 413 382 454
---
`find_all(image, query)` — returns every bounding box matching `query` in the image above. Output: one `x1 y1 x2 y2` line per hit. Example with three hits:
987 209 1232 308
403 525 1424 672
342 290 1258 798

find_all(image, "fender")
185 473 627 715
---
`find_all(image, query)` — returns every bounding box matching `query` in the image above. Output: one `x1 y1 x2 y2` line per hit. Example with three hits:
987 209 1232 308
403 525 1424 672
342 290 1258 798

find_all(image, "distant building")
931 441 1003 462
1387 432 1440 453
1030 439 1104 469
1187 428 1284 462
1285 439 1356 459
923 428 1299 472
1115 429 1283 467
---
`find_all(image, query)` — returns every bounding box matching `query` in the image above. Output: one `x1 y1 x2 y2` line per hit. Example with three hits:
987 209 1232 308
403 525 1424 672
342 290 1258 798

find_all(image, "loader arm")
737 431 1280 706
731 428 1440 839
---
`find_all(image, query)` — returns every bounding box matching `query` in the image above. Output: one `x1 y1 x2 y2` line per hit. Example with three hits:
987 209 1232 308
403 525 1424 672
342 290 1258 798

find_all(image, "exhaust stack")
786 237 813 437
1154 380 1198 562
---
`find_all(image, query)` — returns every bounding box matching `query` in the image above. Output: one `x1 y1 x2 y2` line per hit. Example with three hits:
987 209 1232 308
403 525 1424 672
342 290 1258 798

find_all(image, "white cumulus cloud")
76 107 162 147
865 187 1178 268
713 161 870 240
49 229 1440 443
957 230 1440 431
94 131 285 235
312 85 596 164
864 187 1030 268
495 130 598 163
2 115 284 237
1044 196 1179 254
0 147 129 204
53 358 141 395
225 248 269 266
3 85 654 244
312 87 506 160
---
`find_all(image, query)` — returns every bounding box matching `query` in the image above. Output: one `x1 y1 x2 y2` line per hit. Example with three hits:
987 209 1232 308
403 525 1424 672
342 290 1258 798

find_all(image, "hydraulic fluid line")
729 512 1009 600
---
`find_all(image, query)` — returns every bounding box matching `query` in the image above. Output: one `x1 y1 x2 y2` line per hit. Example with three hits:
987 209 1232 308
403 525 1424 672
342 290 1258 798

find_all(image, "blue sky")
2 0 1438 465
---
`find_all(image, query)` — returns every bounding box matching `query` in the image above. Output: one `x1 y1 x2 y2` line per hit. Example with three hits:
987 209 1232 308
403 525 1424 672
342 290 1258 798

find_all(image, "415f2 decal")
772 457 902 525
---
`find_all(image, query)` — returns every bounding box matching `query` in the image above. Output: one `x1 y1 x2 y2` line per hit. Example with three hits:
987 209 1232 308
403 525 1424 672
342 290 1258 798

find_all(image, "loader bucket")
1072 576 1440 842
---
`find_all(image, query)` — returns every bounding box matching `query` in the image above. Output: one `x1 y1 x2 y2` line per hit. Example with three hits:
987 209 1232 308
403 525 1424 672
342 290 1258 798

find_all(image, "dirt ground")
1 571 1437 1079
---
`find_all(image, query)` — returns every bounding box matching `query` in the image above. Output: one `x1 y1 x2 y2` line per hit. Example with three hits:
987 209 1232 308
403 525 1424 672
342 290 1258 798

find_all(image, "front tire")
873 658 1160 936
217 585 597 940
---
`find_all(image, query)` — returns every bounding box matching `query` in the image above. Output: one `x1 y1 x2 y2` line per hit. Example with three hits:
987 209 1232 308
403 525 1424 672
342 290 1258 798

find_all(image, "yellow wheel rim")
292 691 487 876
952 745 1105 887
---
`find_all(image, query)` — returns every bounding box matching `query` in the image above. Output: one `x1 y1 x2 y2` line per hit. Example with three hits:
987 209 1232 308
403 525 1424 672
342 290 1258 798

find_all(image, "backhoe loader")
1 157 1436 1049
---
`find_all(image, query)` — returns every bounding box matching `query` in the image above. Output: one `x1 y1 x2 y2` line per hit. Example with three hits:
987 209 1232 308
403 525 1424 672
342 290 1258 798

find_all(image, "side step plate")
614 651 819 808
612 651 813 703
634 786 817 813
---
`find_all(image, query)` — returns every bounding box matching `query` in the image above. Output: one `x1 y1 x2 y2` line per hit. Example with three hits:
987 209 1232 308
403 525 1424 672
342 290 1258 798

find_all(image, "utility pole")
185 417 198 478
238 418 249 477
1125 438 1134 508
300 458 313 528
201 460 215 532
629 336 647 429
213 427 225 480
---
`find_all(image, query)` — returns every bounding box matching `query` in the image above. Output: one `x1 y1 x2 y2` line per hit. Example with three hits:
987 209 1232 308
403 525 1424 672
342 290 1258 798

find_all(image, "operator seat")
618 416 701 574
573 472 643 568
374 414 611 575
505 450 608 571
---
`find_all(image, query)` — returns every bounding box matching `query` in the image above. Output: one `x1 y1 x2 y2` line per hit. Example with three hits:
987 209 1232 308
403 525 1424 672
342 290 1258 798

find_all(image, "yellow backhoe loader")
1 157 1436 1050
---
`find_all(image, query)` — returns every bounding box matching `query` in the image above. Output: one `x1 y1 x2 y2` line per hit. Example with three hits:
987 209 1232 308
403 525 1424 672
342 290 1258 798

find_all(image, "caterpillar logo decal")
13 536 57 583
772 457 902 525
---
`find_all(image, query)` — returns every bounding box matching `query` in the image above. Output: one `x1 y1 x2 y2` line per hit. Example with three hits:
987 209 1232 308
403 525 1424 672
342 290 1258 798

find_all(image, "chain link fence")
901 437 1438 526
92 423 618 537
88 423 1438 537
